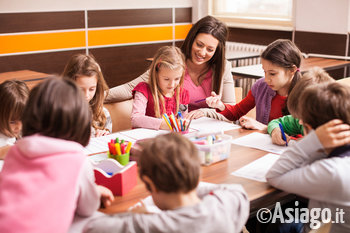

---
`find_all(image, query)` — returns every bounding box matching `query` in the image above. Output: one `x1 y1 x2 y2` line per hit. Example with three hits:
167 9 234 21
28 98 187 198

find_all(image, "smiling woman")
106 15 236 122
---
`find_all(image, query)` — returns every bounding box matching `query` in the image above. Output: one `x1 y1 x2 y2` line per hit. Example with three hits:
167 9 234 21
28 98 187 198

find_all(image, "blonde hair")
148 46 185 118
62 54 109 131
0 80 29 138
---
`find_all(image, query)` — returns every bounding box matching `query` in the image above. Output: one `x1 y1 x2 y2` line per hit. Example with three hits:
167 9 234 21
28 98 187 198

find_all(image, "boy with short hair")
266 82 350 232
84 132 249 233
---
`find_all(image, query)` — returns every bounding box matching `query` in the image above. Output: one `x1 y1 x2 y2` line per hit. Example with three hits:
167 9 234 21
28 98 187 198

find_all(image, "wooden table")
0 70 49 89
231 57 350 79
231 57 350 97
99 128 294 216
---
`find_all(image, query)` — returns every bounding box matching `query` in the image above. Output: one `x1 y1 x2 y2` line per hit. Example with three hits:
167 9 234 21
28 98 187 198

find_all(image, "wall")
0 0 192 87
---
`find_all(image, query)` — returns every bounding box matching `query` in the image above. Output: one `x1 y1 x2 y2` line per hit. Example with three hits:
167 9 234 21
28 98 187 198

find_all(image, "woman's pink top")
183 69 213 111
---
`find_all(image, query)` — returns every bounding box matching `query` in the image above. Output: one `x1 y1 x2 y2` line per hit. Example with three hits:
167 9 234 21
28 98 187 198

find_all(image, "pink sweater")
0 135 100 233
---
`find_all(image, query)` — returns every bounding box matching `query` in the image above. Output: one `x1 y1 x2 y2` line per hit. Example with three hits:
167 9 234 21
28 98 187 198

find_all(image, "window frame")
208 0 295 31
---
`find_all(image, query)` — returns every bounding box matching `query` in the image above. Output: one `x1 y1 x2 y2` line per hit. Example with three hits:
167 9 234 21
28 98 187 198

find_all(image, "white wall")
295 0 349 34
0 0 192 13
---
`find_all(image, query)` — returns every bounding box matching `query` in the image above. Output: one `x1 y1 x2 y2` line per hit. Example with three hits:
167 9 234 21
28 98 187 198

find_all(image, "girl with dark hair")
207 39 302 132
0 77 114 233
106 15 236 121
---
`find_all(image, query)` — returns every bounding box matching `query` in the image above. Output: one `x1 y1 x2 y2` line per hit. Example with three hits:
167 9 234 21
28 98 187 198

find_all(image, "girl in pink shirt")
131 46 189 130
0 77 114 233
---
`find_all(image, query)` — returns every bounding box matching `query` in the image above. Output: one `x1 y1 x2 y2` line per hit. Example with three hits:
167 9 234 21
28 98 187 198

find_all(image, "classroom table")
99 128 295 216
0 70 50 89
231 57 350 97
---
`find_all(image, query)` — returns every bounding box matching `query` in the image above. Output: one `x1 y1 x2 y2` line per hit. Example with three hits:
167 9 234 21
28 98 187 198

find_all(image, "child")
206 39 302 132
83 132 249 233
0 80 29 147
267 67 334 145
62 54 112 137
0 80 29 159
266 82 350 232
131 46 189 130
0 77 114 233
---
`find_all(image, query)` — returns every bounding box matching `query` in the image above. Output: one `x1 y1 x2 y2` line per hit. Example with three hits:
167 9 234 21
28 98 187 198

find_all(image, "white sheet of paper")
83 132 134 155
231 132 290 154
119 128 169 141
231 153 280 182
189 117 241 132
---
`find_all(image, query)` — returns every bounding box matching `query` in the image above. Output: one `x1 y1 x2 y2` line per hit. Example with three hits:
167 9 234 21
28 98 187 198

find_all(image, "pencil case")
193 134 232 166
93 159 137 196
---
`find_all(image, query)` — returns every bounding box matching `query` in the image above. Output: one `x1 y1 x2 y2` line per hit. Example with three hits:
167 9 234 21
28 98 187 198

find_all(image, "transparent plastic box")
194 134 232 166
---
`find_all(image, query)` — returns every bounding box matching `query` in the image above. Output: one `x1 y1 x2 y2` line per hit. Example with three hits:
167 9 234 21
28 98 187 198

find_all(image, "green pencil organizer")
107 152 130 166
116 152 130 166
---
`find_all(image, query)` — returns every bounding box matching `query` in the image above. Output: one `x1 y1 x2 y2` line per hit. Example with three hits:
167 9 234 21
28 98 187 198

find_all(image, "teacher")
106 15 235 120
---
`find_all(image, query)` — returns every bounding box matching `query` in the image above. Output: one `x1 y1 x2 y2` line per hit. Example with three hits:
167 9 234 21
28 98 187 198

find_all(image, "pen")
194 98 206 103
278 123 288 146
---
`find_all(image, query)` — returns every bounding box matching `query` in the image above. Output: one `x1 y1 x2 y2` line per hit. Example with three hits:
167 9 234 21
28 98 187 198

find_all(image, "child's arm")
103 107 113 133
219 60 236 105
268 115 303 145
131 91 166 130
75 159 101 217
266 120 350 201
97 185 114 208
105 70 149 103
206 91 225 111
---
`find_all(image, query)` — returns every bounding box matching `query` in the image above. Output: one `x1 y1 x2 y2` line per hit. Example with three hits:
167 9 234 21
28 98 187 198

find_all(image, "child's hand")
239 116 267 132
95 129 110 137
206 92 225 111
129 200 149 214
160 120 171 130
271 128 291 146
97 185 114 208
185 110 205 120
315 119 350 149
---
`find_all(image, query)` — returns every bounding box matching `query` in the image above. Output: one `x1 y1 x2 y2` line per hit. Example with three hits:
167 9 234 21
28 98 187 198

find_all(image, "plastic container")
194 134 232 166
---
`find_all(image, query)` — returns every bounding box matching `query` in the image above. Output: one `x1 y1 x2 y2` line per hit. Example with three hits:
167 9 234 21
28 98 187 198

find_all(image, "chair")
104 99 133 133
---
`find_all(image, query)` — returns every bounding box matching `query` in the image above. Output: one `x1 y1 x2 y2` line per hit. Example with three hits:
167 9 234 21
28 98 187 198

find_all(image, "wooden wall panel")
90 42 172 88
228 27 293 45
88 9 172 27
0 11 85 33
175 8 192 23
0 50 85 75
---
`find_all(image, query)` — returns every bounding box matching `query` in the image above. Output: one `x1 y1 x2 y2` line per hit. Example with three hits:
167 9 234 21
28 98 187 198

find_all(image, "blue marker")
278 123 288 146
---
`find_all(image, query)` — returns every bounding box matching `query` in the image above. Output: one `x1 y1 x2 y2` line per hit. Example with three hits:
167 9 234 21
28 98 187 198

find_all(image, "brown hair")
181 15 228 94
138 132 200 193
261 39 303 115
62 53 109 131
149 46 186 118
287 67 334 117
22 77 91 146
0 80 29 138
299 82 350 129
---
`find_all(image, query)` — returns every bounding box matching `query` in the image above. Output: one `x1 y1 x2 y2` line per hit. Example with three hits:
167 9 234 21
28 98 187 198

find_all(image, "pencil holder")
107 152 130 166
180 130 189 135
116 152 130 166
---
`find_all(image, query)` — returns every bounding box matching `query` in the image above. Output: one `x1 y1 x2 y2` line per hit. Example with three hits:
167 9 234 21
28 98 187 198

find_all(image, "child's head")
22 77 91 146
138 133 200 209
261 39 302 113
287 67 334 118
62 54 109 130
0 80 29 138
149 46 186 117
299 82 350 134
